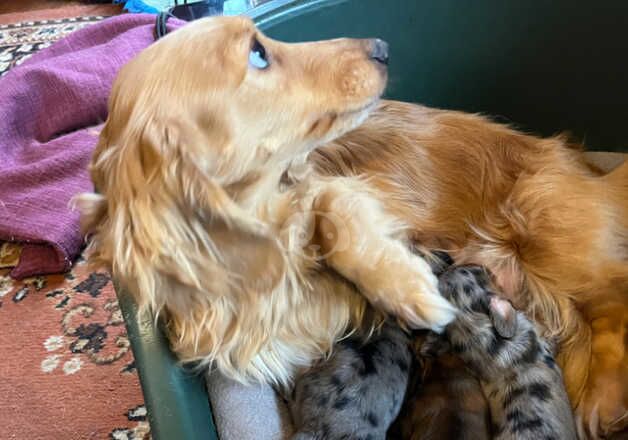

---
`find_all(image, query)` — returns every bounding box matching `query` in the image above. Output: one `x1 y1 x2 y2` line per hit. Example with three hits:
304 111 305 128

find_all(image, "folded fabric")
0 14 185 278
206 371 294 440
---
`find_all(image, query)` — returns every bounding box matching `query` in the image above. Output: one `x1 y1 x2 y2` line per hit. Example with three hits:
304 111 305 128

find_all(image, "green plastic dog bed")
117 1 628 438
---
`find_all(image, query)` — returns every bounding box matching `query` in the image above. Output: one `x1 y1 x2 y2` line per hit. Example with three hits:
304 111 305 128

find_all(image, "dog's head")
96 16 387 187
76 17 387 331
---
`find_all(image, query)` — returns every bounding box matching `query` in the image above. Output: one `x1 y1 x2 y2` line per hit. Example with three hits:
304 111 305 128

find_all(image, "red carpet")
0 244 148 439
0 13 148 439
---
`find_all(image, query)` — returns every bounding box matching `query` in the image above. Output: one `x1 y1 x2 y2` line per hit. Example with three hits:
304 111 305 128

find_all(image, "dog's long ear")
95 115 286 301
154 116 286 293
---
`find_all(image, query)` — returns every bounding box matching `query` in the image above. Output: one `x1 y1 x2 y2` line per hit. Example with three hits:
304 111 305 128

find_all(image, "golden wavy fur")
75 16 628 438
312 105 628 438
75 16 456 384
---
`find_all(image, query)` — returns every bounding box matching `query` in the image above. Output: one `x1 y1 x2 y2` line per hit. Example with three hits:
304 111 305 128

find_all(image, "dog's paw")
576 359 628 438
576 392 627 439
396 272 457 332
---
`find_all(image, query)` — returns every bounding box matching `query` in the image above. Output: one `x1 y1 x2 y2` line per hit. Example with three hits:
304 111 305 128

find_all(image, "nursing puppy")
435 265 577 439
392 253 490 440
288 322 411 440
392 333 490 440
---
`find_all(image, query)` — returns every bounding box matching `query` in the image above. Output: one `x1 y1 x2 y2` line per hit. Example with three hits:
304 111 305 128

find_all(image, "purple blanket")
0 14 185 278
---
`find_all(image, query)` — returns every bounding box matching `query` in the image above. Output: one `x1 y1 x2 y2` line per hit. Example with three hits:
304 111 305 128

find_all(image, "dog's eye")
249 38 269 70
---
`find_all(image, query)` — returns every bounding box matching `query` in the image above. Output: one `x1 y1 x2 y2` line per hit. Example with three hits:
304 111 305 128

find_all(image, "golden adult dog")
76 16 627 438
314 103 628 438
76 16 455 380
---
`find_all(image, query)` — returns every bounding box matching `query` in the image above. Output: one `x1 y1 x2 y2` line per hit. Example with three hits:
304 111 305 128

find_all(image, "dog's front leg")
313 178 456 332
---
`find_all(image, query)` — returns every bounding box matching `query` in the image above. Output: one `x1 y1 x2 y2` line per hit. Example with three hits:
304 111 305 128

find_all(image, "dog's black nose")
370 38 389 65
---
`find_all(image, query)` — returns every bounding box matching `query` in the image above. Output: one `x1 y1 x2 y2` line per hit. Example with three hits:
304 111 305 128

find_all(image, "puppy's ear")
488 296 517 338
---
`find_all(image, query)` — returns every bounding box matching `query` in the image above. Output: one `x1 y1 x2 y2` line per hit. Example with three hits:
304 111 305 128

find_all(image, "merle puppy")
288 321 412 440
437 265 577 440
391 251 491 440
391 331 491 440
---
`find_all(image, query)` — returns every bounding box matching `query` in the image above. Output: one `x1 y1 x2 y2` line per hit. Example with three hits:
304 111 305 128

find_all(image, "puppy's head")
77 17 387 323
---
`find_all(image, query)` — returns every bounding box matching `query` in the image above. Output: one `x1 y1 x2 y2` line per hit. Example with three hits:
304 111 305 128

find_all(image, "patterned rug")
0 16 149 440
0 16 106 75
